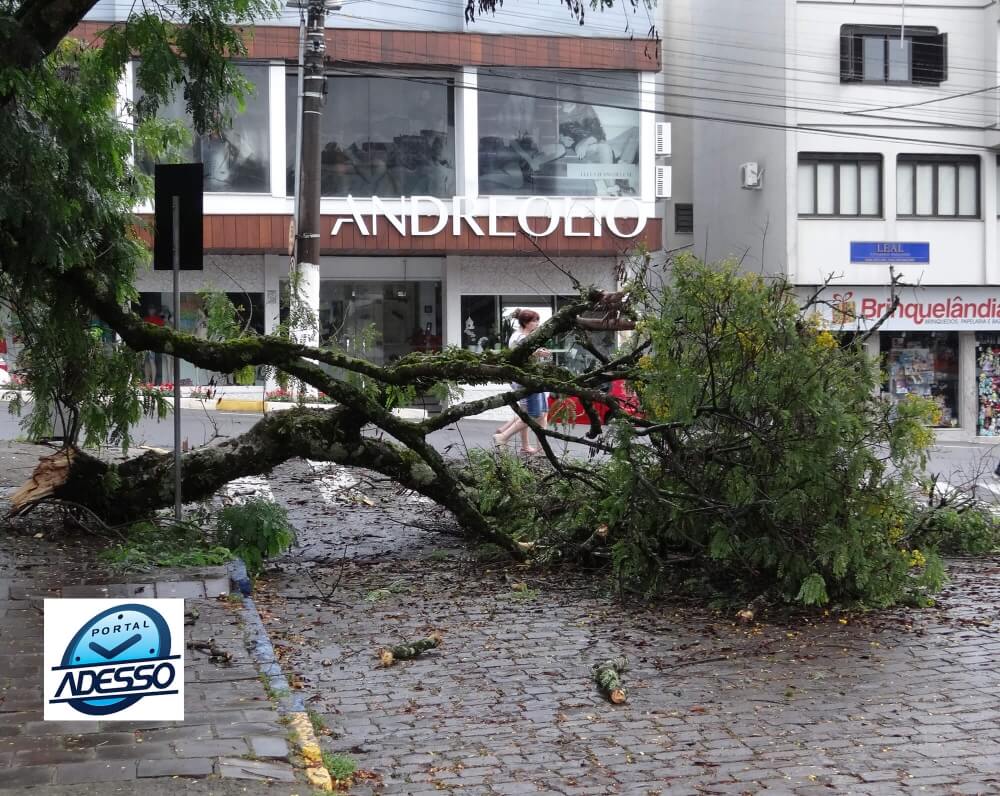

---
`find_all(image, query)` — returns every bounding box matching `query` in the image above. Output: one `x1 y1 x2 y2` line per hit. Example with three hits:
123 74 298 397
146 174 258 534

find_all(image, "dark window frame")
840 25 947 86
896 154 980 219
797 152 883 218
674 203 693 234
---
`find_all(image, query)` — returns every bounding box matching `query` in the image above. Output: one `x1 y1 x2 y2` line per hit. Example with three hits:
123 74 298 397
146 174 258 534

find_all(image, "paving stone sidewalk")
0 568 306 792
0 441 304 795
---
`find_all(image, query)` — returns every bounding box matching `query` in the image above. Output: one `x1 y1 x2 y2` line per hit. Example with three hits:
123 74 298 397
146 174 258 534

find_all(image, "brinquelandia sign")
329 196 648 239
44 599 184 721
811 287 1000 331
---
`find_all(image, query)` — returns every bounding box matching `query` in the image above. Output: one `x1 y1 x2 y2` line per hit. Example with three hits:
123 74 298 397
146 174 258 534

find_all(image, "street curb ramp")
229 558 333 791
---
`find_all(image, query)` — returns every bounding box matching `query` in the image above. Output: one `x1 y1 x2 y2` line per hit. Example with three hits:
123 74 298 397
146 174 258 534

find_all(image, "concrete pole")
294 0 326 353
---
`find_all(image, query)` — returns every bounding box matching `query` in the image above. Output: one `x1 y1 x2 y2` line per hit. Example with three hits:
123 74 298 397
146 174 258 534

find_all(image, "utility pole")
291 0 337 353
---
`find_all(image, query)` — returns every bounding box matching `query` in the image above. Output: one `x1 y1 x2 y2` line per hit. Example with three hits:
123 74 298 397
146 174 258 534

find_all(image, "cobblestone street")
258 459 1000 796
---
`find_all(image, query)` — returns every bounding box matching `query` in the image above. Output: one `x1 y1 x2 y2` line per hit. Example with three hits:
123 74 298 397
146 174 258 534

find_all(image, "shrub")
477 256 953 608
216 498 295 577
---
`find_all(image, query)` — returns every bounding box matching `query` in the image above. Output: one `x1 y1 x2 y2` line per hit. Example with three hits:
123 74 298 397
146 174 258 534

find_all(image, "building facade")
60 2 670 403
680 0 1000 440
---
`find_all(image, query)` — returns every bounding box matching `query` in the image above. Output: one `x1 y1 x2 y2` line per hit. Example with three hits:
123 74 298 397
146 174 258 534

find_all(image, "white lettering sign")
328 196 648 239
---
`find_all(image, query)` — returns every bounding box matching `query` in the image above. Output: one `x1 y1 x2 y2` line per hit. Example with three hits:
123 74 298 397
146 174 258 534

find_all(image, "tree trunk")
35 407 520 556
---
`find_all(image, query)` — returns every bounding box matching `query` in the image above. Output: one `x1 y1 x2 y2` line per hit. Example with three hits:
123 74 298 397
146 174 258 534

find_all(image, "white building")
46 1 669 409
676 0 1000 439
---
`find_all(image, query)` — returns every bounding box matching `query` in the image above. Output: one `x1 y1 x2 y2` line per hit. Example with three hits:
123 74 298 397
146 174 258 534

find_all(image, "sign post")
154 164 203 523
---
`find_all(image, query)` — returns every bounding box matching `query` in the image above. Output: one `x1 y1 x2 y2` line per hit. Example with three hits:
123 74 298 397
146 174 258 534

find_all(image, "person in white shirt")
493 309 550 454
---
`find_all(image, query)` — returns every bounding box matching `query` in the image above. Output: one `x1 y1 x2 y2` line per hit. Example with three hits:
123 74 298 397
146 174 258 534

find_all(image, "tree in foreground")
1 0 994 607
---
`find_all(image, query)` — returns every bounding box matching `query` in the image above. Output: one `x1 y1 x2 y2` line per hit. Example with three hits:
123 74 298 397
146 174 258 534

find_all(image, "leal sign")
330 196 648 239
817 287 1000 331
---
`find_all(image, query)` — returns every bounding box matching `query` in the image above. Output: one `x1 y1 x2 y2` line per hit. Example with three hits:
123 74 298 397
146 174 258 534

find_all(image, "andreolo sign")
329 196 649 239
812 286 1000 331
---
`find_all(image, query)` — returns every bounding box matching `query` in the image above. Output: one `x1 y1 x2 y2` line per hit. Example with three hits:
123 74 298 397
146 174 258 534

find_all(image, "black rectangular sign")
154 163 203 271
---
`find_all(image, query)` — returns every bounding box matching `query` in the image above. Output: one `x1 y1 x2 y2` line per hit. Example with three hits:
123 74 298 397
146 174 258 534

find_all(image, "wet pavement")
0 444 305 793
254 458 1000 796
5 441 1000 794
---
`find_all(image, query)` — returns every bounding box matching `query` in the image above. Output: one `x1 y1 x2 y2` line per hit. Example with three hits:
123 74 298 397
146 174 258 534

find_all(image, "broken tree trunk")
10 407 521 557
378 632 442 667
593 655 628 704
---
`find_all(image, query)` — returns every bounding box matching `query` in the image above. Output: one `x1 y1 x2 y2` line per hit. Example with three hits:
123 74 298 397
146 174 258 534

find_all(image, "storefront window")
881 332 959 428
285 75 455 197
460 294 612 373
281 280 442 366
478 70 641 197
136 292 264 385
977 334 1000 435
135 65 271 193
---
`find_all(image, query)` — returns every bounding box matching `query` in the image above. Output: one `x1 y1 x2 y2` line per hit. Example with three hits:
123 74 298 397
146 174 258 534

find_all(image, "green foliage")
0 0 276 451
197 288 257 385
914 504 1000 555
99 520 232 573
322 753 357 783
364 579 407 603
307 710 328 735
216 498 295 577
464 257 954 609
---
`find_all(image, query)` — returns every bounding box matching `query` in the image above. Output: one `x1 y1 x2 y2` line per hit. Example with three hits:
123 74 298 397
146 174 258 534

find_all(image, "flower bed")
265 389 336 404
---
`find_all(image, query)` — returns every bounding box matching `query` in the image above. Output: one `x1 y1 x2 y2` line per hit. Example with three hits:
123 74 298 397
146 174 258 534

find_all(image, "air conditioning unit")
654 122 672 156
740 162 763 190
655 166 672 199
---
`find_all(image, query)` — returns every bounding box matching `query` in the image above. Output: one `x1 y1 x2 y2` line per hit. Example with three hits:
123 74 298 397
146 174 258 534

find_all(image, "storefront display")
977 334 1000 435
478 70 641 197
881 332 959 428
136 292 265 385
281 280 441 367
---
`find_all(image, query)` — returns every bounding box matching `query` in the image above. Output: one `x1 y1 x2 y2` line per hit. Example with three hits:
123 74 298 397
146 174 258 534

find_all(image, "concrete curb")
229 559 333 791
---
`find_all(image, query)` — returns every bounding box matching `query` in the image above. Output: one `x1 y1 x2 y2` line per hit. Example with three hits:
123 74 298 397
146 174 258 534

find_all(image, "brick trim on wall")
135 214 661 256
72 23 660 70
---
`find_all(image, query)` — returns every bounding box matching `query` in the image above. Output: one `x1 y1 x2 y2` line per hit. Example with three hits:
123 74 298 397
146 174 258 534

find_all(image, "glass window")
897 163 914 214
887 39 911 81
477 70 641 197
863 36 884 81
281 280 441 366
136 64 270 193
897 155 980 218
285 75 455 197
816 164 835 215
938 166 957 215
977 335 1000 436
797 164 815 215
860 163 880 215
135 292 264 385
882 332 959 428
797 154 882 217
839 163 859 215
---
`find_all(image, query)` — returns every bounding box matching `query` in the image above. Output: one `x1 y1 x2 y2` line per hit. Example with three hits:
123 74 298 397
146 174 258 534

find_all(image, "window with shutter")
839 25 946 85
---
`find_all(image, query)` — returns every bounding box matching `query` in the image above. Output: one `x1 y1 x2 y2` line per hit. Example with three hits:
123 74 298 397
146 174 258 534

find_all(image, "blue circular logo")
59 603 172 716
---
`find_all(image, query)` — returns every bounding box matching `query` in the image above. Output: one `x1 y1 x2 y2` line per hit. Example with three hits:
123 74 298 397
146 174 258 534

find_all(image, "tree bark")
40 407 522 557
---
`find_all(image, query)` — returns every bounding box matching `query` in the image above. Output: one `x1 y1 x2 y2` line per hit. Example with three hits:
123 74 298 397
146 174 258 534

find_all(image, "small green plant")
217 498 295 578
511 586 540 601
426 548 453 562
364 579 407 603
99 521 231 573
307 710 329 736
322 752 357 783
257 673 289 701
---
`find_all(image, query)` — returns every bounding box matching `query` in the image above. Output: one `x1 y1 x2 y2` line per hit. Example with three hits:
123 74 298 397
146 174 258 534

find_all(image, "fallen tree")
4 0 996 608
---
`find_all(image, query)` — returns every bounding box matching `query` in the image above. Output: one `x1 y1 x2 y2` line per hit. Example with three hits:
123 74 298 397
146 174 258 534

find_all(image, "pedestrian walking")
493 309 550 454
